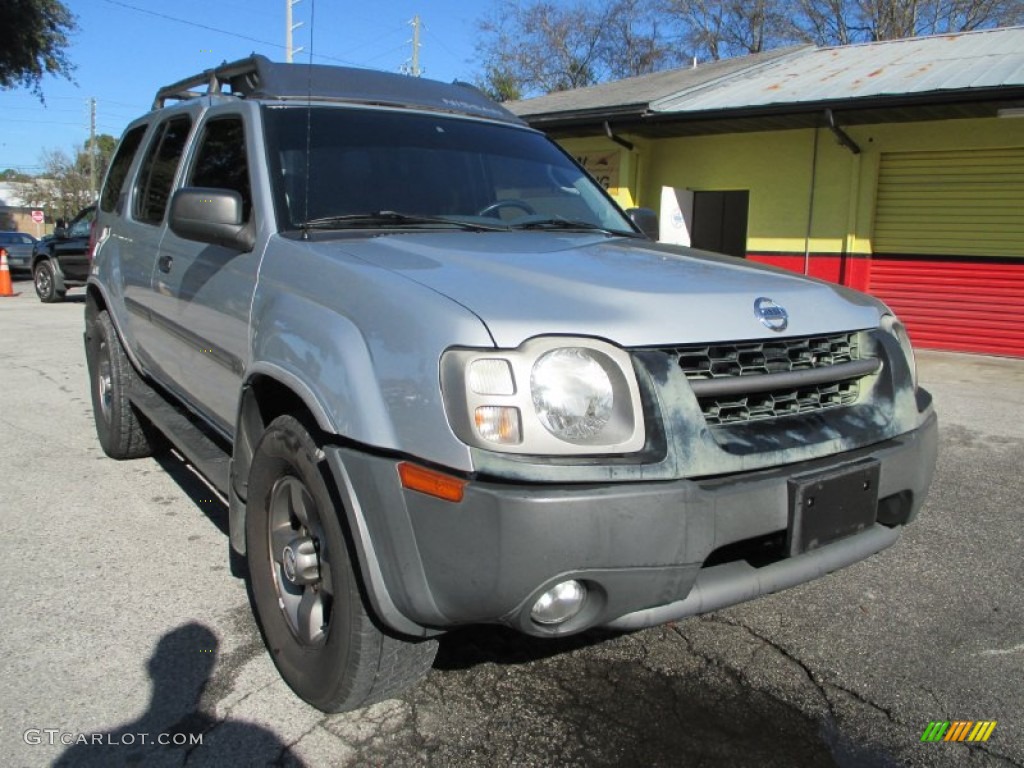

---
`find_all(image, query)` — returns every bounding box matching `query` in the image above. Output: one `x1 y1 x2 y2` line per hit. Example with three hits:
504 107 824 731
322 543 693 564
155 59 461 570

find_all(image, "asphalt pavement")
1 278 1021 767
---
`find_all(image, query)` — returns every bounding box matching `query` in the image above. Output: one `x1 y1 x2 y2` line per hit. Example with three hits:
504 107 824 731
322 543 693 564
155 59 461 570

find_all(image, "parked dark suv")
32 205 95 302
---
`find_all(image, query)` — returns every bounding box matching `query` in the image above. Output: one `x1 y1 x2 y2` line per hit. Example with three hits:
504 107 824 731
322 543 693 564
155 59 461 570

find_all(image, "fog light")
530 580 586 625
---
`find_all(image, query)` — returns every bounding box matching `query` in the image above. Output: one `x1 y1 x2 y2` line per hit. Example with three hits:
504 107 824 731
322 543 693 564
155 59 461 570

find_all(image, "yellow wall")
560 116 1023 256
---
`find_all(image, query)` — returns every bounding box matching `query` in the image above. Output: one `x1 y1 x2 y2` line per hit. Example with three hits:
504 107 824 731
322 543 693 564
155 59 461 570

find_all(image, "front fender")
249 293 396 445
248 244 494 473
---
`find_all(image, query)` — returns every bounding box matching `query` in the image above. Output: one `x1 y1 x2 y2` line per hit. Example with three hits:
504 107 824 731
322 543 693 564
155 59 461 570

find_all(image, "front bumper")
326 410 938 638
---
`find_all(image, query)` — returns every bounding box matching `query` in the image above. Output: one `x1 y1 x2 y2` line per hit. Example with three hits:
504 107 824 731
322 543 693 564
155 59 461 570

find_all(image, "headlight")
531 348 613 441
881 314 917 389
441 337 645 455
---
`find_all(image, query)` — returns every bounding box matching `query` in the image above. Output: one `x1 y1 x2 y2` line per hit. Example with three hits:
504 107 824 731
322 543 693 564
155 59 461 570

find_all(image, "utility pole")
286 0 304 62
403 15 422 77
89 97 97 201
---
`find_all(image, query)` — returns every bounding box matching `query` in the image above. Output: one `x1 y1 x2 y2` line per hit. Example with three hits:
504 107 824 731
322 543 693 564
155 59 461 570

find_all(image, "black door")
691 190 749 258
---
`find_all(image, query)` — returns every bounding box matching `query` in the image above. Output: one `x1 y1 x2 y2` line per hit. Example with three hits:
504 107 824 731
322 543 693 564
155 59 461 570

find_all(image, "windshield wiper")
510 217 642 237
299 211 506 232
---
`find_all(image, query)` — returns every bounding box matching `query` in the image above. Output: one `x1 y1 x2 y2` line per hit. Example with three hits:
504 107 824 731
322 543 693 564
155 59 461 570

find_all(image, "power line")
101 0 361 66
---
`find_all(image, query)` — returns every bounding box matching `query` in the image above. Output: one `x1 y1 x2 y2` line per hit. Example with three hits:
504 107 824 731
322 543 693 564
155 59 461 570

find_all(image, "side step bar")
129 381 231 494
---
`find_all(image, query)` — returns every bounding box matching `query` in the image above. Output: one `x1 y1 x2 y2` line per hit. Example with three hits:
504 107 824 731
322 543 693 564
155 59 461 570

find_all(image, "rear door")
109 112 197 381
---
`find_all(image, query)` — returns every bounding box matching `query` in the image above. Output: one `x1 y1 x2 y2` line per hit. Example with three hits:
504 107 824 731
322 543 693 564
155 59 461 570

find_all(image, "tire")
85 309 158 459
34 259 65 303
245 414 437 712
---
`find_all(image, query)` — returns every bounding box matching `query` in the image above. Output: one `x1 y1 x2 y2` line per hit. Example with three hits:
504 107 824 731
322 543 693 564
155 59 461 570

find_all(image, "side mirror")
169 187 255 252
626 208 659 241
55 226 68 239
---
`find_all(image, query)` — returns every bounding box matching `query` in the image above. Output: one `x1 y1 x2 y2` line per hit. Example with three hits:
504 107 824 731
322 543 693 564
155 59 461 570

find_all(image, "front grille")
666 332 870 426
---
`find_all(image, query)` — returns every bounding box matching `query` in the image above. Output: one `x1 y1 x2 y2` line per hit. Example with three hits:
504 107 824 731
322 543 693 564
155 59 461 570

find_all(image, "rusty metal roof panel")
652 27 1024 114
505 46 808 118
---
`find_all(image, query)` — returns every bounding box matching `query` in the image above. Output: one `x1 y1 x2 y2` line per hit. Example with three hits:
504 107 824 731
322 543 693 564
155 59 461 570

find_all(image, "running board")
129 382 231 494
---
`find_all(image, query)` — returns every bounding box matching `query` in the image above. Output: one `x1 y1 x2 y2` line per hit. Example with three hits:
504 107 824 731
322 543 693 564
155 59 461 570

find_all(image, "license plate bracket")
787 460 880 557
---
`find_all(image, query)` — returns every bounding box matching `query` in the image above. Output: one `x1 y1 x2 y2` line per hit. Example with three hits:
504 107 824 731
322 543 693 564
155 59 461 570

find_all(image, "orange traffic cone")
0 248 19 297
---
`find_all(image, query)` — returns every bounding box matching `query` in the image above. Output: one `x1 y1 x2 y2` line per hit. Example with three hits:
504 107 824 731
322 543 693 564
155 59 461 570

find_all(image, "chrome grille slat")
666 332 869 426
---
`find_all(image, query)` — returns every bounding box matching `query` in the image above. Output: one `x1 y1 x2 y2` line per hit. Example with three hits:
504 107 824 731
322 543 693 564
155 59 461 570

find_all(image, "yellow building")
510 28 1024 357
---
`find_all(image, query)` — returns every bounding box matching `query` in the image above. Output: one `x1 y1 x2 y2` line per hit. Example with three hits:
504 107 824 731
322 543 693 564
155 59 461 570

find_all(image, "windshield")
263 105 635 234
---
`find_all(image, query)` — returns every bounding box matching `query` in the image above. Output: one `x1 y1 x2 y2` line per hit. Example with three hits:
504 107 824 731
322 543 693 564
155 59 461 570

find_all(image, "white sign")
659 187 694 246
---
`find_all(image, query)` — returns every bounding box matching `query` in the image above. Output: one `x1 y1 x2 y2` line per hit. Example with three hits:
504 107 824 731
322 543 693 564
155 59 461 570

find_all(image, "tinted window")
100 125 147 213
134 115 193 224
0 233 34 244
188 117 252 221
264 106 632 232
69 207 96 238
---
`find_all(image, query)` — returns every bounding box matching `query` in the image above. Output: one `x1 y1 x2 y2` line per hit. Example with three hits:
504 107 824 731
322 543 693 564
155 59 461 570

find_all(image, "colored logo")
754 297 788 332
921 721 997 742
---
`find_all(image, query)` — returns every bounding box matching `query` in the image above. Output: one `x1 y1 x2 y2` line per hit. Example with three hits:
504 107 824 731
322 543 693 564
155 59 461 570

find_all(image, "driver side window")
189 116 253 222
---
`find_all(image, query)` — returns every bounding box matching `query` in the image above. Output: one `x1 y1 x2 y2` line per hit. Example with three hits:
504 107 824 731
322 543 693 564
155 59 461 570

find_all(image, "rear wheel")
245 415 437 712
34 260 65 303
85 309 157 459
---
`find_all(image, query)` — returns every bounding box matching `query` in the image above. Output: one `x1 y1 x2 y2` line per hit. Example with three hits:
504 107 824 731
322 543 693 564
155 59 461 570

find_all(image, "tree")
476 0 674 99
476 0 1024 97
21 135 117 221
794 0 1024 45
1 169 34 183
600 0 682 79
662 0 803 60
0 0 77 98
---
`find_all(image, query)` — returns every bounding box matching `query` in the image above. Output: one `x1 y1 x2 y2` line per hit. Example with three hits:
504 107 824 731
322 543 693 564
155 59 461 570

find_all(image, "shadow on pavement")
414 625 843 768
54 622 303 767
154 450 230 538
434 624 622 669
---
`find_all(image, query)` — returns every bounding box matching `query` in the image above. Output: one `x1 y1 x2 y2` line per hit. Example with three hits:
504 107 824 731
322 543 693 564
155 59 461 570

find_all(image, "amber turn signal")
397 461 467 503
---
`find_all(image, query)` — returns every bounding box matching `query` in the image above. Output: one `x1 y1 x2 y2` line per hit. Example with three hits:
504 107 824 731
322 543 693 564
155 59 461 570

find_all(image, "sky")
1 0 486 174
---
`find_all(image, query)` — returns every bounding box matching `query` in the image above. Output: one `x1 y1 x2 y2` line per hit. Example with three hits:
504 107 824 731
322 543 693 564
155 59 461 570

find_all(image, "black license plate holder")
787 460 880 557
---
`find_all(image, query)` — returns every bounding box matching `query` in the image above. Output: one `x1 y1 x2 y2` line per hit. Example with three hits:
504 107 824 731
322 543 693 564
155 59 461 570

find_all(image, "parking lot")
1 277 1022 768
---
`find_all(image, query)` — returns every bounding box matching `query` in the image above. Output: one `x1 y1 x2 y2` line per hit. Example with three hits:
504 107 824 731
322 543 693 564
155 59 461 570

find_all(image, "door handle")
158 254 173 273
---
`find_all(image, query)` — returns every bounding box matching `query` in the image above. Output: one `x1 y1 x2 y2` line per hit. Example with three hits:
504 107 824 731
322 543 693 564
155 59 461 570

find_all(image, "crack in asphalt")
690 615 1024 768
700 614 874 721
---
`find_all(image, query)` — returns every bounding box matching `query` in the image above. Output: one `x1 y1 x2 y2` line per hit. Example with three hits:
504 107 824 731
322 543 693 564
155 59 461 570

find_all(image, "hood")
331 232 884 348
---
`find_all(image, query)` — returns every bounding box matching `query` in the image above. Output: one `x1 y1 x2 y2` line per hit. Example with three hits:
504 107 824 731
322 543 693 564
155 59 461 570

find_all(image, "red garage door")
870 148 1024 357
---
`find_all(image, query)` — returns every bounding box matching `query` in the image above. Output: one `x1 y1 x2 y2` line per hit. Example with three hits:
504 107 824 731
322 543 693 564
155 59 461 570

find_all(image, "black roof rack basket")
151 55 522 124
152 55 273 110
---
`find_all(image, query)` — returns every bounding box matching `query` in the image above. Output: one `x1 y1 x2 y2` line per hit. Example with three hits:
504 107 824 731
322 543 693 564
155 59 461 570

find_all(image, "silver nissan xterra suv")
85 55 937 713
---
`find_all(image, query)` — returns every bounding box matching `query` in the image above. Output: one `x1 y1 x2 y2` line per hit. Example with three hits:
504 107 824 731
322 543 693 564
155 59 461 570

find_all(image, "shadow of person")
54 622 302 767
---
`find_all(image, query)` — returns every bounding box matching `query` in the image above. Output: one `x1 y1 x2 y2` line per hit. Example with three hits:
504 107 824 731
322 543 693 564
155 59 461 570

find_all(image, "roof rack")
152 55 270 110
151 55 524 125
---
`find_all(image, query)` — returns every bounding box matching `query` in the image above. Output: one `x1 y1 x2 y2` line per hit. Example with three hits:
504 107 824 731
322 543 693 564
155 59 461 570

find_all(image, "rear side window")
188 116 252 222
133 115 193 224
100 124 148 213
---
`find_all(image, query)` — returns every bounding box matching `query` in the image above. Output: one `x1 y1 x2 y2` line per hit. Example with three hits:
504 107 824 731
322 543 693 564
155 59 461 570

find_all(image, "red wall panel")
867 258 1024 357
746 253 1024 357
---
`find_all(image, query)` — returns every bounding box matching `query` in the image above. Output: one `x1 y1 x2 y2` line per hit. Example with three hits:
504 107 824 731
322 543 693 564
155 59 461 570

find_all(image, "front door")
149 111 261 432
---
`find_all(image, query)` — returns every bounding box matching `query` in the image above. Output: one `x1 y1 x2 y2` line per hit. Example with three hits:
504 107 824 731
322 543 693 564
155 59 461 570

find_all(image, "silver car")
85 55 937 715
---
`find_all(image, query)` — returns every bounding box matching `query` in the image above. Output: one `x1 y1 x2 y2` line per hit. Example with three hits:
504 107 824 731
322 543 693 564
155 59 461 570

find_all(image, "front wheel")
245 415 437 712
34 260 65 303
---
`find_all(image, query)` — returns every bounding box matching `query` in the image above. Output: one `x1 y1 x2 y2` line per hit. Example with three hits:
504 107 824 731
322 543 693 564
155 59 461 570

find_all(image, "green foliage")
0 0 77 98
1 169 34 183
